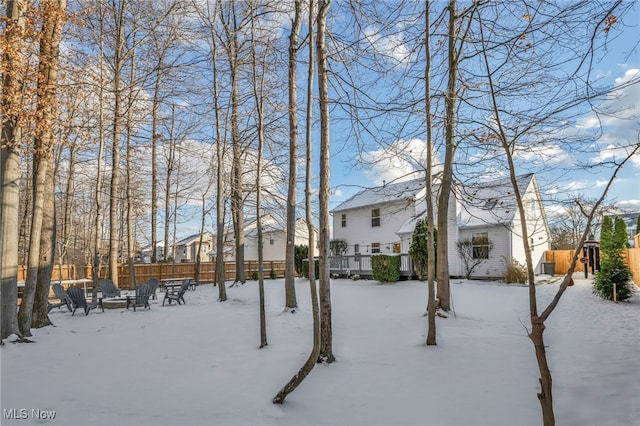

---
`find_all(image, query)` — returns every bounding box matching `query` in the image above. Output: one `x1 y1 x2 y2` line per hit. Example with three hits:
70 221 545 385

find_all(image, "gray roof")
458 173 535 229
395 174 537 235
175 232 211 246
331 178 427 213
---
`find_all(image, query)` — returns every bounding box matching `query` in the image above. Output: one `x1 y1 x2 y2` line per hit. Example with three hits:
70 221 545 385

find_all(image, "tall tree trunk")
436 0 458 312
92 6 106 300
59 145 76 272
164 104 176 264
272 0 320 403
224 0 245 286
32 163 55 329
0 0 26 340
209 3 227 300
17 0 67 337
250 7 268 348
125 35 137 289
109 0 127 287
18 155 49 337
284 0 302 310
316 0 335 364
424 0 436 346
18 157 32 266
150 73 162 264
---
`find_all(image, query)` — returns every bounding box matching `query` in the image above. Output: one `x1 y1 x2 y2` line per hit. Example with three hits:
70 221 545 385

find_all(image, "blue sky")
326 2 640 216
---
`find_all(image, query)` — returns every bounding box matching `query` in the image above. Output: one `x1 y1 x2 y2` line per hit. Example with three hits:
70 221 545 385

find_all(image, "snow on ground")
1 276 638 426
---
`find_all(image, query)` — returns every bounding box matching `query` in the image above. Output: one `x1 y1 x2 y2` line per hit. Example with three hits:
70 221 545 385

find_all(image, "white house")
331 173 551 279
136 241 168 263
244 216 317 261
174 232 214 263
331 178 457 262
207 216 318 263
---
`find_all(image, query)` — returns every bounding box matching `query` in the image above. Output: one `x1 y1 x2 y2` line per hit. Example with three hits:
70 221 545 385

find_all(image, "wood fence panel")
544 250 576 275
18 264 78 281
546 248 640 288
627 247 640 287
89 261 289 289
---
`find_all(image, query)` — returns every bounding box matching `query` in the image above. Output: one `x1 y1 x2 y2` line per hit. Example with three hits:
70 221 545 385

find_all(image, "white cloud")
362 26 414 65
577 68 640 168
617 199 640 211
592 144 640 168
361 138 442 186
514 143 571 166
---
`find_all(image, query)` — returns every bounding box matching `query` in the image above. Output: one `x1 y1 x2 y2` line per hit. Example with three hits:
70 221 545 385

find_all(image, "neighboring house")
207 216 318 263
331 173 551 279
606 212 639 248
174 232 214 263
136 241 168 263
244 216 317 261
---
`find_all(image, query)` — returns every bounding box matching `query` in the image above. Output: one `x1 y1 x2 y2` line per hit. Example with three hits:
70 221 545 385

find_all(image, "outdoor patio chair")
47 282 73 313
126 283 153 312
66 286 98 316
99 278 121 299
146 278 159 300
162 279 191 306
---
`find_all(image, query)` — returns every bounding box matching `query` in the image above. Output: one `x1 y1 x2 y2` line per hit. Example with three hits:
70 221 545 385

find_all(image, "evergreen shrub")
371 254 401 283
302 258 319 280
594 216 634 302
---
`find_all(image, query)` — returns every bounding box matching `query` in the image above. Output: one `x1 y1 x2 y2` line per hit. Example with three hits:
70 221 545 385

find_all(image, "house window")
472 232 490 259
269 236 274 245
484 199 497 209
393 243 401 253
371 208 380 227
341 214 347 227
354 244 360 254
371 242 380 254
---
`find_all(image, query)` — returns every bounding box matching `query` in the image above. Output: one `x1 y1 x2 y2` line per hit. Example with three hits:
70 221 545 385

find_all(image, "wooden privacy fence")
545 241 640 287
17 264 79 281
18 261 287 290
102 261 287 289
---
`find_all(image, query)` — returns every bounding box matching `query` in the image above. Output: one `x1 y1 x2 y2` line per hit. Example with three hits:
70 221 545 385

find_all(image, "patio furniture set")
46 277 195 316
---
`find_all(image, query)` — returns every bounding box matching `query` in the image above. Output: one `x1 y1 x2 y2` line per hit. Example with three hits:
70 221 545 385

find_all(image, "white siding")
332 201 413 255
510 184 551 274
457 226 511 278
244 219 315 261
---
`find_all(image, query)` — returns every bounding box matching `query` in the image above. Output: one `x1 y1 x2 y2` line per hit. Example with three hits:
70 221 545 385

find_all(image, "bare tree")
316 0 335 364
470 2 639 423
284 0 303 311
424 0 436 346
273 0 321 402
249 0 268 347
219 0 247 286
435 0 458 312
107 0 128 287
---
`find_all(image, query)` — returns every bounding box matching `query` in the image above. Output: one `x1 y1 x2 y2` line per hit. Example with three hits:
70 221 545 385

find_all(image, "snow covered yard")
1 276 638 426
